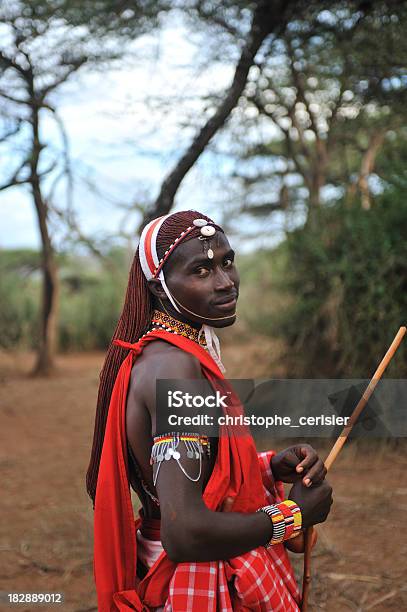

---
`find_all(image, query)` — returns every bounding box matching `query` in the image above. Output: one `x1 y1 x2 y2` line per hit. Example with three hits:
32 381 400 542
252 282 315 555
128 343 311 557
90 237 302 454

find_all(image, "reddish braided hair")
86 210 223 504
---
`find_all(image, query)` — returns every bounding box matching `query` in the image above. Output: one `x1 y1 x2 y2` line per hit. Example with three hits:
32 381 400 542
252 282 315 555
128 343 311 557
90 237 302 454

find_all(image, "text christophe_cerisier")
166 390 350 429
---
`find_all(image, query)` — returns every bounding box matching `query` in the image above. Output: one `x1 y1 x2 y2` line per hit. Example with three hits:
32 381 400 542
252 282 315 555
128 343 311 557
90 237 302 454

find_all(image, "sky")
0 10 294 254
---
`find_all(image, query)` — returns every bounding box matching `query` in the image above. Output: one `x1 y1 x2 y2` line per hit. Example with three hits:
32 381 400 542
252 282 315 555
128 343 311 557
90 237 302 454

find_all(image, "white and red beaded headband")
139 214 217 281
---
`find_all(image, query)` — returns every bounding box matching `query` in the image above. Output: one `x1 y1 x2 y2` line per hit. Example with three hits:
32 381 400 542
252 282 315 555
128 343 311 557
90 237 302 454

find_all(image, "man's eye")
196 267 210 277
223 258 234 268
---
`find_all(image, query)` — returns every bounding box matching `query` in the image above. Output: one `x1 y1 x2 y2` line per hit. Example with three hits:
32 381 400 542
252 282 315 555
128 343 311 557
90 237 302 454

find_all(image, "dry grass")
0 348 406 611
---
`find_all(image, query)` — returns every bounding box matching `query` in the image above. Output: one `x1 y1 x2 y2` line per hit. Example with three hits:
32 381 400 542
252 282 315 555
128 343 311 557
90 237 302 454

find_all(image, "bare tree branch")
51 204 119 272
0 175 30 191
0 88 30 105
0 119 22 142
193 1 243 40
43 103 74 211
240 201 284 216
249 93 310 188
140 0 296 229
38 59 88 101
0 156 30 191
285 37 320 141
0 49 30 77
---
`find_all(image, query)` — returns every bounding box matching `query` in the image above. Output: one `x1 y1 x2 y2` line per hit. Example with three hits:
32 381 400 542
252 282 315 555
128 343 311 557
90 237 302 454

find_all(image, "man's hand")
288 479 333 529
271 444 327 487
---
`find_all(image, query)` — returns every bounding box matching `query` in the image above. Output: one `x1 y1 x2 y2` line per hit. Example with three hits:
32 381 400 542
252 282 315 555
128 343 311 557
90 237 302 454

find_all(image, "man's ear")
147 278 167 300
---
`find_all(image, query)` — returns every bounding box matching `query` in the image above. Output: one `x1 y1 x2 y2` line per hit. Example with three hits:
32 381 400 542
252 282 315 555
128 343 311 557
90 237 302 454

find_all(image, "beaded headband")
139 214 217 281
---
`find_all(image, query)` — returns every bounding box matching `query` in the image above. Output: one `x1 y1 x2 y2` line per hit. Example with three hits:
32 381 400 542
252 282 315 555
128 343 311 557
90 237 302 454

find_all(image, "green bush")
0 250 127 352
255 185 407 377
0 250 40 349
58 272 125 351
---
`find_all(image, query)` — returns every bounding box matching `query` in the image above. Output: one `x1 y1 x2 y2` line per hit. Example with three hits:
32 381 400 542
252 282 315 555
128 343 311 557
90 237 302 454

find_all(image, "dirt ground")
0 346 406 612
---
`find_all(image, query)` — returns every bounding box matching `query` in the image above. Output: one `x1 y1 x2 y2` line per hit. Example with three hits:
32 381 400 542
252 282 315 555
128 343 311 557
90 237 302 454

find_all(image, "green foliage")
0 249 39 348
244 181 406 377
2 1 170 40
228 2 406 220
0 270 39 350
236 245 291 338
0 249 127 351
58 267 125 351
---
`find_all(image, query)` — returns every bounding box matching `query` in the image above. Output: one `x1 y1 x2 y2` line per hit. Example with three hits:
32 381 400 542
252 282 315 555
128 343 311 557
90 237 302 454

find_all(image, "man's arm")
132 344 333 563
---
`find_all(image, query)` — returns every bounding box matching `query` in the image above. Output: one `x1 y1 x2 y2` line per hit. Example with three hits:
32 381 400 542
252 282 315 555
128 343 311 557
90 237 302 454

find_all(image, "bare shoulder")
129 340 203 399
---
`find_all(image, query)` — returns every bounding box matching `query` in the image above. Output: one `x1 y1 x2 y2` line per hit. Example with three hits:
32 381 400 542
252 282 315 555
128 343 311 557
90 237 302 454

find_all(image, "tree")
221 2 406 226
0 0 169 374
138 1 397 231
139 0 311 229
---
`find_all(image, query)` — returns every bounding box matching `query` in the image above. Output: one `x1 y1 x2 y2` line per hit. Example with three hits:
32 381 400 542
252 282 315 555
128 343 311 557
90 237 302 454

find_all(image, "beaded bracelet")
280 499 302 539
257 500 302 548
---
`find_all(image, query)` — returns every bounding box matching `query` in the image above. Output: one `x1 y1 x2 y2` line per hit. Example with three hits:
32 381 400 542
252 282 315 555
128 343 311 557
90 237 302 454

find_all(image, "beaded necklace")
139 309 207 348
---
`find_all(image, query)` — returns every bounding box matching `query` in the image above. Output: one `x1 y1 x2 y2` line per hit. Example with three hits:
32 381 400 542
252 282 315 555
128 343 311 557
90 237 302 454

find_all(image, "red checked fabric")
94 330 300 611
163 452 300 611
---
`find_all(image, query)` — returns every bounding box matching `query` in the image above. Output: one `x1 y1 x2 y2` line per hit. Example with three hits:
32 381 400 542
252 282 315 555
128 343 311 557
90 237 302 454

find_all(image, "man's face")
161 231 240 328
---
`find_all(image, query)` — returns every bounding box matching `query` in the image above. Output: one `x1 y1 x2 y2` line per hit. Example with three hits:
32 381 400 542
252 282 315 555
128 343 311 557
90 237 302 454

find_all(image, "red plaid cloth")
94 331 300 611
162 452 300 611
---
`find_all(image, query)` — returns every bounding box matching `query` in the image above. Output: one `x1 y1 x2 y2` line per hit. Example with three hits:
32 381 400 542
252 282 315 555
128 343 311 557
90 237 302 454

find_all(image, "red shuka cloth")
93 330 300 611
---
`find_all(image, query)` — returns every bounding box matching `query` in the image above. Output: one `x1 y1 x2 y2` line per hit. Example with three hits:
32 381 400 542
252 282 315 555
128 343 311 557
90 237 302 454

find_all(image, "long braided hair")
86 210 223 504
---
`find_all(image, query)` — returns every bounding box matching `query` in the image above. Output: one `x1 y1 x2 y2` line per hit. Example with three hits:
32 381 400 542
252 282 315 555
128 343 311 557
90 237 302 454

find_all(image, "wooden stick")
325 326 406 471
300 526 314 611
300 326 406 611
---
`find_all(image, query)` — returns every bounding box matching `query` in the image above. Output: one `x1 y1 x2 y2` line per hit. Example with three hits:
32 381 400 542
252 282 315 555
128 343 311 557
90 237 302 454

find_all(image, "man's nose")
214 267 234 290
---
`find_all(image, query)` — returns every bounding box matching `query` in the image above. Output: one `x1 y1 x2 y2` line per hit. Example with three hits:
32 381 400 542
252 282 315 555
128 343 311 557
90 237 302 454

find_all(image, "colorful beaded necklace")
146 309 207 347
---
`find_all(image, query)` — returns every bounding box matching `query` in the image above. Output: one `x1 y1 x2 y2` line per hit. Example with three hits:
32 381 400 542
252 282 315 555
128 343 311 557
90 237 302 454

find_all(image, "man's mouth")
212 293 238 311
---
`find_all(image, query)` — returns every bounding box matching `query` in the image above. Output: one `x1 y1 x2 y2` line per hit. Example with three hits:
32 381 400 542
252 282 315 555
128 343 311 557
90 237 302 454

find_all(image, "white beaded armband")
151 432 211 485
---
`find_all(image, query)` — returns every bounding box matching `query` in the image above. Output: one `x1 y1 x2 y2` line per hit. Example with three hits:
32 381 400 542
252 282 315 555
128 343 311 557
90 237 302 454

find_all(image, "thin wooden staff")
300 326 406 612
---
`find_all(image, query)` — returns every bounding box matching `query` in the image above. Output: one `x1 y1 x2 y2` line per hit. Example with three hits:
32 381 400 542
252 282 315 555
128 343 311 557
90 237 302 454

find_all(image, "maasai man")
86 210 333 611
